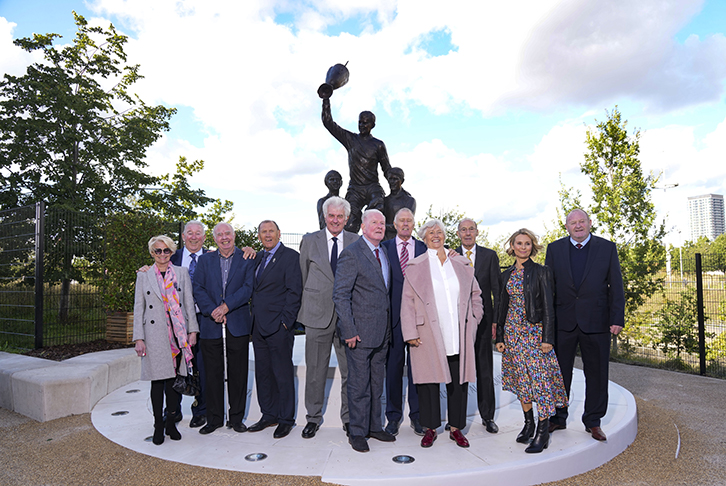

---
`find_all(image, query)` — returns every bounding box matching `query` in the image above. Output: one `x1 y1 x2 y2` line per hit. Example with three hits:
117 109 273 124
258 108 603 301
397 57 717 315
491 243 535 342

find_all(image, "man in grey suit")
298 196 358 439
333 209 395 452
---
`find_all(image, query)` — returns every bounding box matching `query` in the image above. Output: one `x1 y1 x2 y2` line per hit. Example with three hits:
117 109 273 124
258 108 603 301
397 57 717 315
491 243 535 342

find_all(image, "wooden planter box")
106 312 134 344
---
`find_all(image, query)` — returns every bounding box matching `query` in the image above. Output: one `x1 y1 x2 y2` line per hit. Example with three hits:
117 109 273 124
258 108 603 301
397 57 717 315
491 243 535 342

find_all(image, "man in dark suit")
298 197 358 439
170 220 209 428
333 209 395 452
193 222 255 435
545 209 625 442
381 207 426 436
455 218 500 434
248 220 303 439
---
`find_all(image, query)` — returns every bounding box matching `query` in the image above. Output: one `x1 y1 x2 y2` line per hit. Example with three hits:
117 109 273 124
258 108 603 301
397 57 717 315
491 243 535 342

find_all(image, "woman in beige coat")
133 235 199 445
401 219 483 448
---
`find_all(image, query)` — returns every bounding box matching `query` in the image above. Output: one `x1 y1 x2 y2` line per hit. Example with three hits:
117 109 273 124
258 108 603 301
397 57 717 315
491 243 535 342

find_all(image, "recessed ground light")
245 453 268 462
392 455 415 464
111 411 129 416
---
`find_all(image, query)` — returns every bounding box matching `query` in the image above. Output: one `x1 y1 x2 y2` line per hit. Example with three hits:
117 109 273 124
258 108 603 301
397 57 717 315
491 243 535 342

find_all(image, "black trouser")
201 330 250 427
417 354 468 430
553 325 610 428
474 322 495 421
151 378 180 425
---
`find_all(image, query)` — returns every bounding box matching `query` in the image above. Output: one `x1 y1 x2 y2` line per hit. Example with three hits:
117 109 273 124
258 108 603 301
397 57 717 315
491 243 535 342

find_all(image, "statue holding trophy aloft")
319 62 391 233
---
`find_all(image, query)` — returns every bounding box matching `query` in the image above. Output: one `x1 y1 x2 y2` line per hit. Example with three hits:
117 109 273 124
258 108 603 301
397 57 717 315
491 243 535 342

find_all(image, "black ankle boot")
525 418 550 453
166 413 182 441
516 409 535 443
153 421 165 445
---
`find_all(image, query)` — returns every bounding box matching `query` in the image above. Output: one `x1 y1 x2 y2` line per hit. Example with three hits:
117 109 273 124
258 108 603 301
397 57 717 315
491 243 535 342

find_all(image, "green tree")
651 288 711 359
579 107 667 349
0 12 174 212
135 156 234 228
0 13 175 321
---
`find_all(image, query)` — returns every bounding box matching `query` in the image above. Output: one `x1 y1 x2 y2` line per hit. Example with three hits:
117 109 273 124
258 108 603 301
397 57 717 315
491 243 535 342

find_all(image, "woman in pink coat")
401 219 483 448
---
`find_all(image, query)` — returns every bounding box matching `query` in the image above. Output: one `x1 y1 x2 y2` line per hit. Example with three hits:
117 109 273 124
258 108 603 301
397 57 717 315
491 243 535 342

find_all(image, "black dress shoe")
273 423 293 439
232 422 248 433
410 418 425 436
384 420 400 436
247 419 278 432
343 423 350 437
301 422 320 439
367 430 396 442
483 419 499 434
199 423 222 435
349 435 369 453
189 415 207 428
549 422 567 434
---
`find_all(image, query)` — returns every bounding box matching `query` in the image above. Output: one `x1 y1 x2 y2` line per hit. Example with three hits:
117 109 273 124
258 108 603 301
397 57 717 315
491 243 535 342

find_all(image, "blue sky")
2 0 725 245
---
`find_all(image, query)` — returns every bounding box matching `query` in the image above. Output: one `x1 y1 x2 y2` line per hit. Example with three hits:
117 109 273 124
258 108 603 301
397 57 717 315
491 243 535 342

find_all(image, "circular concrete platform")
91 336 637 486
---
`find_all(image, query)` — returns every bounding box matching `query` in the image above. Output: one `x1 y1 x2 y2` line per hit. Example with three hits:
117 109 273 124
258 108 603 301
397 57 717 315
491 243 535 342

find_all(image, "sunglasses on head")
153 248 172 255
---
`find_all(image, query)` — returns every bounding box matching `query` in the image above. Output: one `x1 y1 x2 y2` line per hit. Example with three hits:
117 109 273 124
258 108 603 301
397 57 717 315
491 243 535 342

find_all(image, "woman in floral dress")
495 229 567 453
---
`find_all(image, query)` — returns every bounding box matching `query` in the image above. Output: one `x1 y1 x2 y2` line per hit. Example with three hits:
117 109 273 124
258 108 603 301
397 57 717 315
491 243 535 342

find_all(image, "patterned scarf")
154 264 194 372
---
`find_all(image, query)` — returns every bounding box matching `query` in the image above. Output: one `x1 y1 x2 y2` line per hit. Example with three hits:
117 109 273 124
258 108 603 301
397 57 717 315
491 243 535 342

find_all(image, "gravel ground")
1 360 724 486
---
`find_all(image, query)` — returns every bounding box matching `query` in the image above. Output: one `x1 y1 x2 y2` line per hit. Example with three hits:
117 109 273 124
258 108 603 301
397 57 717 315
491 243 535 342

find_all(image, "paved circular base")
92 338 637 486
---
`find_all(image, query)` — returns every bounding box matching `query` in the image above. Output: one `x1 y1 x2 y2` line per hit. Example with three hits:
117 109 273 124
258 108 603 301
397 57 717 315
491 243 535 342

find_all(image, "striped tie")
400 241 409 276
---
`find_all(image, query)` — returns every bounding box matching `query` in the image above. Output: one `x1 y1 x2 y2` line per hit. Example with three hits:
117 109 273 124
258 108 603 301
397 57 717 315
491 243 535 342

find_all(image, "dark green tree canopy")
0 12 175 214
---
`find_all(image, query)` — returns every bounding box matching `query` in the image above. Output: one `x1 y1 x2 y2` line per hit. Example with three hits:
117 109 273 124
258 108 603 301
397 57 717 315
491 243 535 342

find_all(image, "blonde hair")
506 228 542 258
148 235 177 255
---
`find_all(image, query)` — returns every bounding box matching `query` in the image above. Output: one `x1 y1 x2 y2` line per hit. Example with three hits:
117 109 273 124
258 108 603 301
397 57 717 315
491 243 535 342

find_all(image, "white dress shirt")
427 249 460 356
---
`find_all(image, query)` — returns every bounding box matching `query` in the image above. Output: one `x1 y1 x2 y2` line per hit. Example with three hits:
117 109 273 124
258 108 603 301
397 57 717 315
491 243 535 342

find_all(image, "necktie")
189 253 197 283
400 241 409 276
256 251 270 282
576 243 583 250
465 249 473 266
331 236 338 276
374 248 381 267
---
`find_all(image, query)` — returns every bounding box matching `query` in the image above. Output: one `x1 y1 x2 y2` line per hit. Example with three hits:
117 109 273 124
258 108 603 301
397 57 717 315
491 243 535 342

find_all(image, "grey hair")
417 219 446 241
184 220 206 233
213 222 234 237
323 196 351 219
361 209 384 225
148 235 177 255
394 207 414 223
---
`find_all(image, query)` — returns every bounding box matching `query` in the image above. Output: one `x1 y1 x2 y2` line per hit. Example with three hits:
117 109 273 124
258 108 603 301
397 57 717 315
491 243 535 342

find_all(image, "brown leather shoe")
548 422 566 433
586 426 607 441
421 428 437 448
449 429 470 448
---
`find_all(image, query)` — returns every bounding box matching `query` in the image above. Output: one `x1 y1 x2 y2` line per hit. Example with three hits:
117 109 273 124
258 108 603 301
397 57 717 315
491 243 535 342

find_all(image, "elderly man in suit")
248 220 303 439
454 218 501 434
333 209 395 452
169 220 209 428
381 208 426 436
545 209 625 442
193 222 255 435
298 197 358 439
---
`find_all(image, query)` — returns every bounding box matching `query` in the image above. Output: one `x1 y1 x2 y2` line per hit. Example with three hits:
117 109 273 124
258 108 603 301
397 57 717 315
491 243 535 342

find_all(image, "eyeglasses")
153 248 172 255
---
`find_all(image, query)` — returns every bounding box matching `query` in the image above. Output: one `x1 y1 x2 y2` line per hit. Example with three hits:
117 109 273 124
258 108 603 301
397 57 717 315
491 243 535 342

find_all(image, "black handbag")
172 367 201 396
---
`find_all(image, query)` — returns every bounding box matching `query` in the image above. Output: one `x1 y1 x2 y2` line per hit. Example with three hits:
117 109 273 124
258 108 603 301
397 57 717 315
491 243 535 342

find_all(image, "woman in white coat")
401 219 483 449
133 235 199 445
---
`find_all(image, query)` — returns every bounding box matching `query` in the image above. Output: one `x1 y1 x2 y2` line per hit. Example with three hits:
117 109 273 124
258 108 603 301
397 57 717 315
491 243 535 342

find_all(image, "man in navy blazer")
333 209 395 452
381 208 426 436
170 220 209 428
193 222 255 435
248 220 303 440
455 218 501 434
545 209 625 442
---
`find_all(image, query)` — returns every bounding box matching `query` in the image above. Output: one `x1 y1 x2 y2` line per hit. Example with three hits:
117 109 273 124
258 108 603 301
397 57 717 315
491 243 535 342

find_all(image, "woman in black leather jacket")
495 229 567 454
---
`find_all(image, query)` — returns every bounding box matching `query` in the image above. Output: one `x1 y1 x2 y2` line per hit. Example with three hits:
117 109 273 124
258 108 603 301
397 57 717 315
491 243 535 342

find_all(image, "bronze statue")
383 167 416 241
321 101 391 232
316 170 343 229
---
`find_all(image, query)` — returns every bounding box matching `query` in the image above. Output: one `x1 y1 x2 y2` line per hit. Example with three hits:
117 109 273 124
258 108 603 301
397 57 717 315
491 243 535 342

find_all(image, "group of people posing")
132 199 624 455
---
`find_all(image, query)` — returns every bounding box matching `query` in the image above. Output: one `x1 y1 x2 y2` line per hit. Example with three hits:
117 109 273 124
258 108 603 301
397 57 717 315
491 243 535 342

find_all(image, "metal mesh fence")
613 252 726 378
